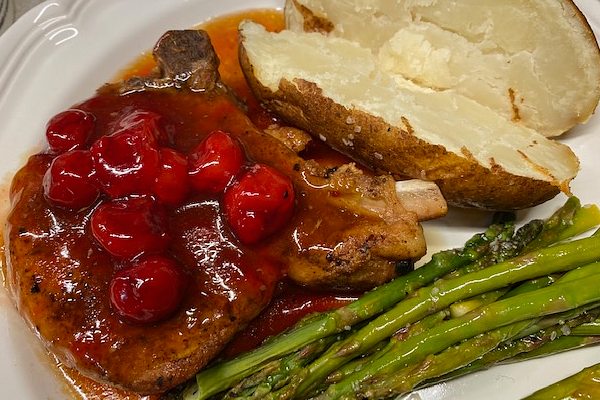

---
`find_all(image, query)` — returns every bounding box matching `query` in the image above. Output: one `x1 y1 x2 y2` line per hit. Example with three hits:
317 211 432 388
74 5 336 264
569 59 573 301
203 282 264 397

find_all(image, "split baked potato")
285 0 600 138
238 21 582 210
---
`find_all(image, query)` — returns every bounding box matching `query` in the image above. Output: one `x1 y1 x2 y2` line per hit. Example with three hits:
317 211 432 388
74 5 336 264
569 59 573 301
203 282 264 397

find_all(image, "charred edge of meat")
117 30 247 111
264 125 313 153
119 30 219 93
154 30 220 91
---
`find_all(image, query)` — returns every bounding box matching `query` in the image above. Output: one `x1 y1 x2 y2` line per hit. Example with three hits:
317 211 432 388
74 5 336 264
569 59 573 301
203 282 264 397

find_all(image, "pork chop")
4 30 431 394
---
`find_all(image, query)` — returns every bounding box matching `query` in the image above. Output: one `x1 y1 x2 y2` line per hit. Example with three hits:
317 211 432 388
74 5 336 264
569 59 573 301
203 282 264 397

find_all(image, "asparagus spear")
510 222 598 285
319 270 600 400
221 335 340 400
354 265 600 397
441 219 523 280
522 363 600 400
419 263 600 383
295 234 600 397
323 310 451 387
508 335 600 363
449 290 508 318
184 222 504 400
420 305 600 386
500 275 559 299
570 320 600 336
235 301 526 400
325 288 510 387
522 197 600 251
360 319 536 399
324 289 510 387
444 197 599 281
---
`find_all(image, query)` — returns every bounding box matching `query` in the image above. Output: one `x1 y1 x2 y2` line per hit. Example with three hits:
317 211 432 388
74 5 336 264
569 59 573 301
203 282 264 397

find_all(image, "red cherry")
188 130 244 194
46 109 95 153
111 109 172 147
153 148 190 206
90 129 160 198
43 150 99 210
110 255 186 324
223 164 295 244
90 197 170 259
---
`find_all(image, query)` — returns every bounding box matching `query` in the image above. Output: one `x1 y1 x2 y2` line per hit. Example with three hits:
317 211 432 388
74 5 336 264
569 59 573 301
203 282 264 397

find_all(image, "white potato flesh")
240 22 579 188
286 0 600 137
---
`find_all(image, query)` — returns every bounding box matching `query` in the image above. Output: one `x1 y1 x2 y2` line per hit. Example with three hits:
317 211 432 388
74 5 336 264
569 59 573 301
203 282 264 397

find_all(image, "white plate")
0 1 598 399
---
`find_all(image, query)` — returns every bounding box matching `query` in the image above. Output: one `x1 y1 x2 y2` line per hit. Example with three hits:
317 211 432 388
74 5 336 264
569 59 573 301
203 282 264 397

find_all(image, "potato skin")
286 0 334 34
239 45 560 210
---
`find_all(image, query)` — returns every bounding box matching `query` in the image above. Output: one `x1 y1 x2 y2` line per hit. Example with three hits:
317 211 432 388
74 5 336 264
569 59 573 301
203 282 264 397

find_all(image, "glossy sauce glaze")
6 9 362 399
118 7 361 337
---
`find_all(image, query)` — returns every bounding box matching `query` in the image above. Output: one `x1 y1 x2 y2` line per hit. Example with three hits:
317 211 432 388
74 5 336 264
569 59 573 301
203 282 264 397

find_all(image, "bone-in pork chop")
5 30 430 394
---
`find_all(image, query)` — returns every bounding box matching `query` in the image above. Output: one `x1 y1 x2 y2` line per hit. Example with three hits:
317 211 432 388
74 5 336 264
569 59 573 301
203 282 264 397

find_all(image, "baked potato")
238 21 580 210
285 0 600 138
